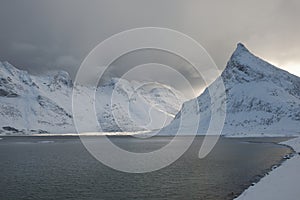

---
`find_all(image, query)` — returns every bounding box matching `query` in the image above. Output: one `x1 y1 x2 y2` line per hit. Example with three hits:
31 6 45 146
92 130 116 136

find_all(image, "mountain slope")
0 62 74 134
162 43 300 136
95 78 186 132
0 62 186 134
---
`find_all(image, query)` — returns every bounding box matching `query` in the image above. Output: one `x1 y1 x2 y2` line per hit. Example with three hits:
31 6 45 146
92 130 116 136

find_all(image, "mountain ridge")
0 61 186 134
1 43 299 136
161 43 300 136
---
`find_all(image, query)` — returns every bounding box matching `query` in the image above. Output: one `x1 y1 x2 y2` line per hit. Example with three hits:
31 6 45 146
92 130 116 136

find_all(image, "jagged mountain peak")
0 61 13 67
162 43 300 136
221 43 298 87
234 43 250 54
225 42 290 77
229 43 262 67
52 70 73 87
0 61 22 76
0 61 31 75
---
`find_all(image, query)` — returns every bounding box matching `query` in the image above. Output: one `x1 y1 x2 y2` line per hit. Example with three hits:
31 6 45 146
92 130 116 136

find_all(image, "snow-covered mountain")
95 78 185 132
0 61 74 134
0 61 186 134
2 43 299 136
162 43 300 136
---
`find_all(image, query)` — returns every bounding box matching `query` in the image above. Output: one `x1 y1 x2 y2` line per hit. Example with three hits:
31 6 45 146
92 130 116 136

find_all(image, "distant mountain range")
1 43 299 136
162 43 300 136
0 61 185 134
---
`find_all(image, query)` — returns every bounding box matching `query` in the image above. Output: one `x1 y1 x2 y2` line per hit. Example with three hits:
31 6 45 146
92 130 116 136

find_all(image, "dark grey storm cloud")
0 0 299 96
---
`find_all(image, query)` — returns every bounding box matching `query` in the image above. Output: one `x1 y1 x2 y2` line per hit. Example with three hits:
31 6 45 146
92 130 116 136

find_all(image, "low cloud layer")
0 0 299 96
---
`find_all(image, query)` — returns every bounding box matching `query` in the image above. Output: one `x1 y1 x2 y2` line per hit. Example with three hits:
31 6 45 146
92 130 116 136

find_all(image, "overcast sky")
0 0 299 96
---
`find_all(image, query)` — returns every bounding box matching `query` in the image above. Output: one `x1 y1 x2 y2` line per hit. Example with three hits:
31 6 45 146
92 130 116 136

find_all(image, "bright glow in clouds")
266 60 300 77
279 62 300 77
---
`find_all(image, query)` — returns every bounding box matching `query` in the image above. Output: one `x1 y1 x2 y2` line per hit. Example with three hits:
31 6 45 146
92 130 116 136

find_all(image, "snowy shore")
235 137 300 200
0 131 149 136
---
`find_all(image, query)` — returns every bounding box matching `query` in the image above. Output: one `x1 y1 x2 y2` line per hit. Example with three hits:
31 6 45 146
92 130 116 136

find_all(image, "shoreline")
235 136 300 200
0 131 150 137
0 131 299 137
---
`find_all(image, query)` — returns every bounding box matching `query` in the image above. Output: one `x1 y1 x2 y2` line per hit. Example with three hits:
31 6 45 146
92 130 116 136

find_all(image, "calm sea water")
0 136 292 200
